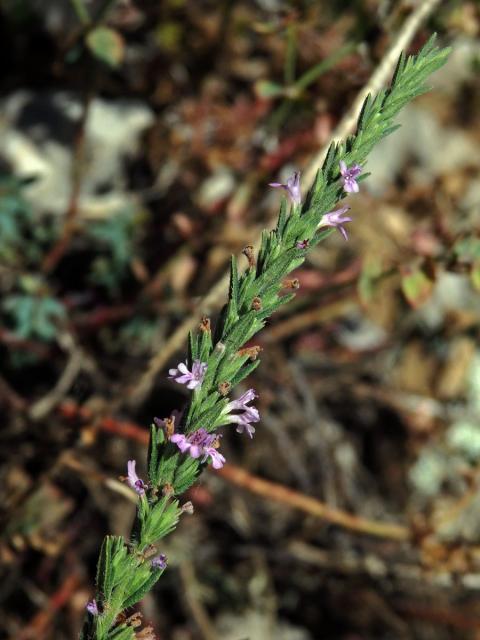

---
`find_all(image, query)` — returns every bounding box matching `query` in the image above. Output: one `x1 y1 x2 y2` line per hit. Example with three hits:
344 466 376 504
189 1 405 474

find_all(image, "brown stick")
16 573 81 640
29 333 87 421
216 465 409 542
179 562 218 640
42 89 92 273
0 374 28 412
394 600 480 632
264 298 356 342
59 402 409 542
303 0 444 186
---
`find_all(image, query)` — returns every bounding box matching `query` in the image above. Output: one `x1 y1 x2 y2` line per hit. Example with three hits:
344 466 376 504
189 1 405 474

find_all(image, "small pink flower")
86 600 99 616
269 171 302 205
151 554 167 570
223 388 260 438
339 160 362 193
168 360 207 390
319 206 352 241
204 446 226 469
296 239 309 249
127 460 146 495
171 428 226 469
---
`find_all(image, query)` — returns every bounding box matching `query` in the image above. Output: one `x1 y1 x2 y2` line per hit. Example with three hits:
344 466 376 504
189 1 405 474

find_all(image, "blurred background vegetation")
1 1 480 638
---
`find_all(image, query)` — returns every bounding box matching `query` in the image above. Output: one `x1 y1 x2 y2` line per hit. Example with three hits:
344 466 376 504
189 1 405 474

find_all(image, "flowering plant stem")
80 36 449 640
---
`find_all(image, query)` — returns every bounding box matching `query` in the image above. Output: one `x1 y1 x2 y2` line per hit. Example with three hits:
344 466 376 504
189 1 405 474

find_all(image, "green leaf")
401 266 434 308
249 246 302 299
190 345 227 409
96 536 114 600
86 27 125 68
454 237 480 262
229 359 261 388
358 258 383 305
190 390 220 419
471 260 480 292
256 292 295 320
140 497 180 546
276 198 288 238
195 397 229 432
254 80 285 98
293 42 356 93
188 330 199 362
148 423 164 486
216 352 250 383
237 267 257 310
223 256 240 335
156 445 180 486
224 311 263 351
173 456 201 494
107 626 135 640
198 327 213 362
122 567 164 609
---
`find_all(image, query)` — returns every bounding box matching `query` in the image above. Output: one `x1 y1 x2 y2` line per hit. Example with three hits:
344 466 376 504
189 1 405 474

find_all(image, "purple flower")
296 239 309 249
86 599 99 616
204 446 226 469
319 206 352 241
223 388 260 438
339 160 362 193
168 360 207 390
269 171 302 205
151 554 167 570
171 428 226 469
127 460 146 495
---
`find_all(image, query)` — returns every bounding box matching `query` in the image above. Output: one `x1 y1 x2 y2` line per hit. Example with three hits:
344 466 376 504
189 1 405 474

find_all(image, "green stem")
69 0 91 26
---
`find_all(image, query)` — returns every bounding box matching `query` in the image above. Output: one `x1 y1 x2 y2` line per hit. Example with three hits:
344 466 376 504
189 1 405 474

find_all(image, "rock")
0 90 154 218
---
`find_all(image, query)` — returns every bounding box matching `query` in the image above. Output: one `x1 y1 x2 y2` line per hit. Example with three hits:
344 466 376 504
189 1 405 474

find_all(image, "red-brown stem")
18 573 81 640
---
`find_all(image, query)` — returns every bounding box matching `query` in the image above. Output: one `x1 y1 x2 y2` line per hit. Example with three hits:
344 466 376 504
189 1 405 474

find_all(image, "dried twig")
16 572 82 640
0 374 27 412
303 0 444 186
29 334 86 421
179 562 218 640
216 464 409 542
42 89 92 273
290 542 480 630
264 297 356 342
127 0 441 407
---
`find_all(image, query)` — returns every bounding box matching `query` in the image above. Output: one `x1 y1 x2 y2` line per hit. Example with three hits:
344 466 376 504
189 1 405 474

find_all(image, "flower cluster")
155 164 363 476
271 162 362 241
166 343 261 468
171 428 226 469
